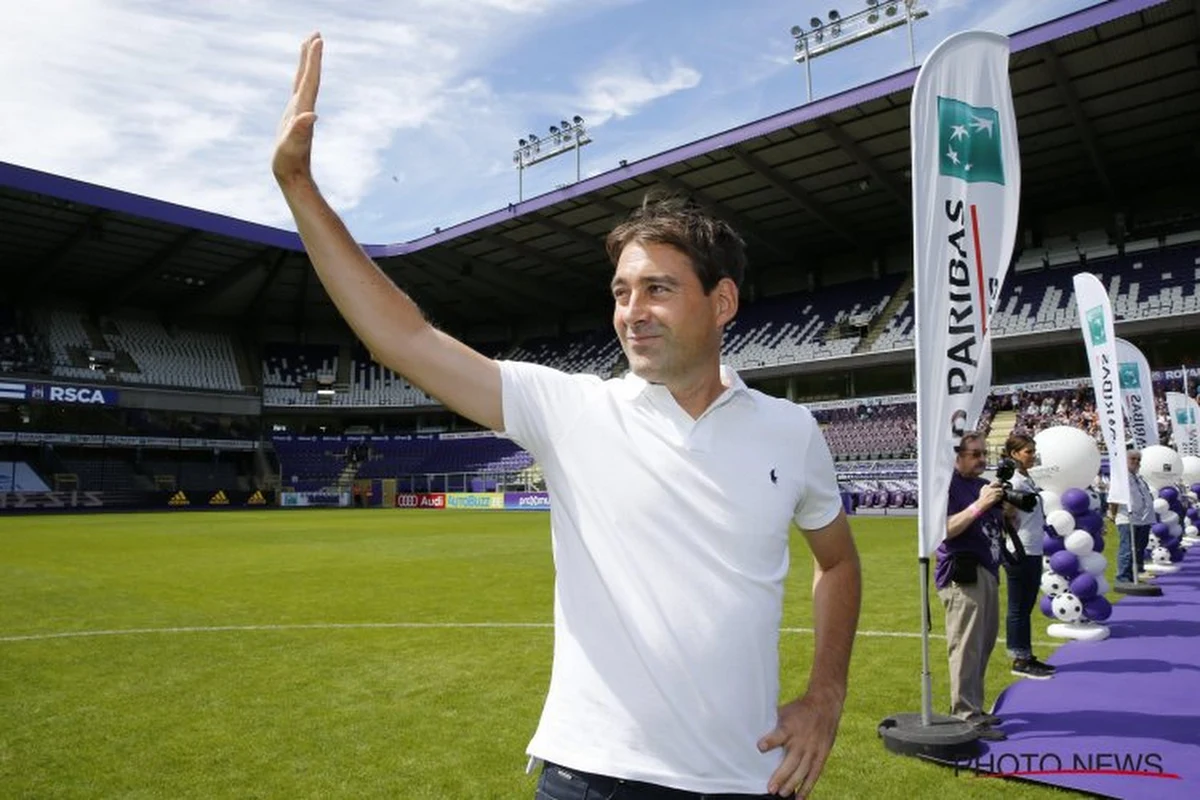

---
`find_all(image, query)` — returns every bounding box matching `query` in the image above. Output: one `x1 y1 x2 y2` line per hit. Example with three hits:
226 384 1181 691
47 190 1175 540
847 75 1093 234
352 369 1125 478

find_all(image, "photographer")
999 434 1055 680
935 432 1007 740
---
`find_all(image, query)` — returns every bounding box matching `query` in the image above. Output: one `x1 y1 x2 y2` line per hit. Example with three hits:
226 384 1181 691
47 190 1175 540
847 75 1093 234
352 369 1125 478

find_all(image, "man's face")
611 240 734 385
955 439 987 478
1127 452 1141 474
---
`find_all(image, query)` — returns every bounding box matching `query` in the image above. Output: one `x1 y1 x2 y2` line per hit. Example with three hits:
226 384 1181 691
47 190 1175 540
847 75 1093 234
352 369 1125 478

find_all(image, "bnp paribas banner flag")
1074 272 1129 505
912 31 1020 559
1114 337 1156 450
1166 392 1200 457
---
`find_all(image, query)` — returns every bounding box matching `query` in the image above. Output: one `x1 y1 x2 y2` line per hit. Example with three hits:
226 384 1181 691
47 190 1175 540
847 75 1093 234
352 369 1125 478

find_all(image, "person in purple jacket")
935 431 1007 741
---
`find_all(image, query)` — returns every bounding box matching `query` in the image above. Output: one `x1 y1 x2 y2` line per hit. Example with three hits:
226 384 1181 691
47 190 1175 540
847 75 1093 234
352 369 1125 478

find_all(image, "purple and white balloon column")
1030 426 1111 642
1039 487 1112 641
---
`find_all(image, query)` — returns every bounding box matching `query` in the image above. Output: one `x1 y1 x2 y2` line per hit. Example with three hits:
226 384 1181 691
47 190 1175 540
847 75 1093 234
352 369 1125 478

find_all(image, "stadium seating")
36 310 244 390
243 241 1199 410
0 306 48 376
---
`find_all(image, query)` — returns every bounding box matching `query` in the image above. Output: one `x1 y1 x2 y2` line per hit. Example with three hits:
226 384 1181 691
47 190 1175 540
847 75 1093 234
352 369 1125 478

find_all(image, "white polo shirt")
500 360 843 795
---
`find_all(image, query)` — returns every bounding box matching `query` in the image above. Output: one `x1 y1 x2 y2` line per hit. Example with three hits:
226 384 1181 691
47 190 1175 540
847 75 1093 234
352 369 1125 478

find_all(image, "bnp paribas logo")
1085 305 1107 346
1176 407 1194 425
937 97 1004 185
1119 362 1140 389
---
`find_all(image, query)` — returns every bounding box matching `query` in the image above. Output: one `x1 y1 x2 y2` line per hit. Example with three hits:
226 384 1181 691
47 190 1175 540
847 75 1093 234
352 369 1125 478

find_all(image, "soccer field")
1 510 1090 798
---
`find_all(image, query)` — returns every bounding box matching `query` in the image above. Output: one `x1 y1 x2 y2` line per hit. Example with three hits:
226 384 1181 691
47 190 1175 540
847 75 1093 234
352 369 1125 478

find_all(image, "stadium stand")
36 309 244 390
0 306 49 375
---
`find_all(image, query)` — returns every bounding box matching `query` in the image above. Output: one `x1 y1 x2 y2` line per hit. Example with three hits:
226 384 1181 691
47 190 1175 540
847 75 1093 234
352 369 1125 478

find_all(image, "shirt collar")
619 364 750 404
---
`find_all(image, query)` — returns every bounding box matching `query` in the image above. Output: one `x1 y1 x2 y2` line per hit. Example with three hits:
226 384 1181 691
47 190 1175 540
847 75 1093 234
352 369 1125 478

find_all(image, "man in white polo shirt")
272 33 861 799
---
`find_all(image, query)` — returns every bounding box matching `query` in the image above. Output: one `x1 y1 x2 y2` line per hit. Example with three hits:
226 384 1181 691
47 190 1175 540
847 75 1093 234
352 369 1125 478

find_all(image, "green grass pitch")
1 510 1102 798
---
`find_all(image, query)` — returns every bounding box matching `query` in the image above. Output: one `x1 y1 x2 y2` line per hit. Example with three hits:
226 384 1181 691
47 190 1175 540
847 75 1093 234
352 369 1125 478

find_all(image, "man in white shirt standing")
272 34 862 800
1108 448 1155 584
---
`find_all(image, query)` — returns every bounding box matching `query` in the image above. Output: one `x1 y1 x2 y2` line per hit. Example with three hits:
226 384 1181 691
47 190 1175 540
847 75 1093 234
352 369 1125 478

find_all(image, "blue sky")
4 0 1099 245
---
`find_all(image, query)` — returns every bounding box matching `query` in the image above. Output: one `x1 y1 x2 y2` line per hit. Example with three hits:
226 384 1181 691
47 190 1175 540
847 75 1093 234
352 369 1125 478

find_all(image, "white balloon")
1186 525 1199 537
1152 546 1172 565
1065 529 1095 556
1142 445 1184 491
1042 555 1053 572
1081 551 1107 576
1041 571 1069 597
1052 592 1084 622
1170 522 1183 538
1181 455 1200 486
1030 427 1102 494
1095 576 1110 595
1153 498 1171 515
1148 533 1161 548
1046 509 1076 537
1040 490 1062 515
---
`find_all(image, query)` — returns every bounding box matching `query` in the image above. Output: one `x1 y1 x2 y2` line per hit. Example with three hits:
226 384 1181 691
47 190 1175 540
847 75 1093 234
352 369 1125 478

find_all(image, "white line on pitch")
0 622 1056 647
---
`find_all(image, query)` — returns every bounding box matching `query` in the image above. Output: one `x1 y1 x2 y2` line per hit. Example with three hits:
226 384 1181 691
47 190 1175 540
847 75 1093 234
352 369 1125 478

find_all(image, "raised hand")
273 33 323 186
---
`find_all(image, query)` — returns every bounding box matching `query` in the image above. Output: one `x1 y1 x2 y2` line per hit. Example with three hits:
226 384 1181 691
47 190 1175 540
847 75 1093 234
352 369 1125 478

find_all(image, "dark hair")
955 431 986 452
605 192 746 293
1003 433 1035 457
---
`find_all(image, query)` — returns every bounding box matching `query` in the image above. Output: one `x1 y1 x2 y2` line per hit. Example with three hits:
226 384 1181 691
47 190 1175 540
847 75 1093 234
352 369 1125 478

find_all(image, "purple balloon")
1152 522 1170 538
1069 573 1099 601
1043 533 1065 555
1039 594 1056 619
1076 511 1104 536
1160 486 1179 502
1049 550 1081 579
1171 547 1185 563
1091 531 1106 554
1191 483 1200 496
1061 488 1091 516
1083 595 1113 622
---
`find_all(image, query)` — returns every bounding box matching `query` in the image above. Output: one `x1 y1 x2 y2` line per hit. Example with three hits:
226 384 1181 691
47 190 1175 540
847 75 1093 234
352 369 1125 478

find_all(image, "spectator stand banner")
504 492 551 510
394 493 447 509
279 490 350 508
445 492 505 510
161 489 276 509
392 492 550 510
0 490 106 512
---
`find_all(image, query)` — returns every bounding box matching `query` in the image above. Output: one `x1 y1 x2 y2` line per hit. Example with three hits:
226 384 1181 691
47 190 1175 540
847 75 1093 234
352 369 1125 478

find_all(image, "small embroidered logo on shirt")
770 468 778 485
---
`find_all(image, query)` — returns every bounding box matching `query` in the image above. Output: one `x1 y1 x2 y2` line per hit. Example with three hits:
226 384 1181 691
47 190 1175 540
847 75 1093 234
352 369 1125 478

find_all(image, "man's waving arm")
272 34 501 431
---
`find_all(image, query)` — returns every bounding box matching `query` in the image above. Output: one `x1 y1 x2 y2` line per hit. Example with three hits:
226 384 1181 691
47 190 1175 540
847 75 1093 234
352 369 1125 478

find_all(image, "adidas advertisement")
911 31 1020 558
157 490 277 509
1074 272 1129 505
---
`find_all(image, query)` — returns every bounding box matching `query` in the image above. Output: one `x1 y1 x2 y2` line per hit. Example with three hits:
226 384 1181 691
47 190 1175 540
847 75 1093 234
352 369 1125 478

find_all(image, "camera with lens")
995 456 1038 512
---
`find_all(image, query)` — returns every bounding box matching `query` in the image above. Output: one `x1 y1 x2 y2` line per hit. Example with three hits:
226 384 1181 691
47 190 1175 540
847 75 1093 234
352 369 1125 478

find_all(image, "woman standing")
1002 434 1056 680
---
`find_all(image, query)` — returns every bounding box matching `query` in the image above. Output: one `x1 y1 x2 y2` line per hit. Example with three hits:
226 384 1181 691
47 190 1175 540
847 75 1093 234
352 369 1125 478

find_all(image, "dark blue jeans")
1004 554 1042 660
536 763 782 800
1116 523 1151 582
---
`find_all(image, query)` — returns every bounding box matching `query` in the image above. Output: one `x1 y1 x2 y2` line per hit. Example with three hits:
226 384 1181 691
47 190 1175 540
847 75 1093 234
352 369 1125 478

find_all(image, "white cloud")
0 0 588 231
578 61 703 125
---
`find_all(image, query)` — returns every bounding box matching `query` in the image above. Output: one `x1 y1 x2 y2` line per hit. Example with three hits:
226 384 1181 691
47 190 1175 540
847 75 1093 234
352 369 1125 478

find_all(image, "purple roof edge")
0 0 1164 259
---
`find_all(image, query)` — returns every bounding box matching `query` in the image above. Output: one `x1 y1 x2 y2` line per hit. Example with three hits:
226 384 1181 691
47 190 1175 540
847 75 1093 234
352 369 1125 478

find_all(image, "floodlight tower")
790 0 929 102
512 116 592 201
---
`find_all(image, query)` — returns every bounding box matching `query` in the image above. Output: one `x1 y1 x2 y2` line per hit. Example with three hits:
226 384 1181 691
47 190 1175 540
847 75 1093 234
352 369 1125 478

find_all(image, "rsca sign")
28 384 120 406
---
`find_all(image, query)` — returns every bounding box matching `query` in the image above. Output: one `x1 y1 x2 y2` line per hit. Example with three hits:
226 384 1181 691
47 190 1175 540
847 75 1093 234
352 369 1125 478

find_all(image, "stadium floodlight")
789 0 929 101
512 115 593 201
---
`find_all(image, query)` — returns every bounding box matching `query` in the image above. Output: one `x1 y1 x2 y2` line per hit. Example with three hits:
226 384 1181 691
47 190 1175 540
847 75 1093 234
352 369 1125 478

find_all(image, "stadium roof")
1 0 1196 336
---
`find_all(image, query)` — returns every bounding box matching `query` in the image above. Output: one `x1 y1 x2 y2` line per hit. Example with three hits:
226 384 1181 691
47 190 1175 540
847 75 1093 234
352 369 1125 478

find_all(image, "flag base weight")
878 713 982 761
1113 580 1162 597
